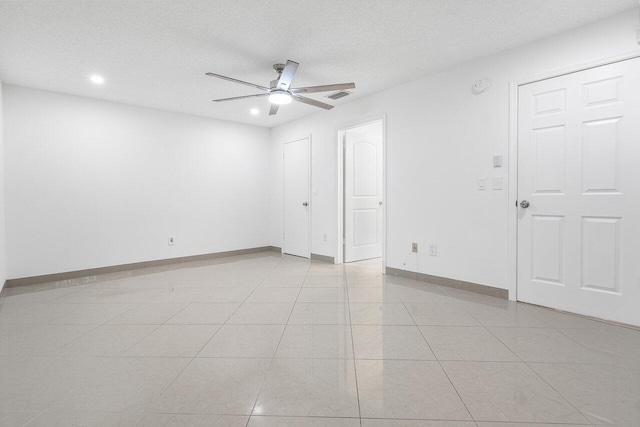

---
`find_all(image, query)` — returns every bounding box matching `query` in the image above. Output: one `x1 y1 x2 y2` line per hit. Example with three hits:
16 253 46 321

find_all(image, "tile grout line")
115 292 198 355
0 254 285 421
553 325 615 357
404 299 476 423
6 254 630 424
43 322 104 354
191 258 287 359
148 255 286 420
20 410 47 427
245 255 309 426
119 323 166 354
344 269 363 427
482 321 595 425
54 295 175 356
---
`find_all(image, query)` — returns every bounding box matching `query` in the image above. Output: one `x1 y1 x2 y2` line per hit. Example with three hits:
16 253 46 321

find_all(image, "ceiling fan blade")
277 60 299 90
269 104 280 116
291 83 355 94
206 72 269 91
212 93 269 102
291 94 334 110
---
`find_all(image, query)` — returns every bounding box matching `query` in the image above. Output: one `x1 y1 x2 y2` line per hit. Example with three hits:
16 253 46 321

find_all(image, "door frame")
282 135 312 258
507 51 640 301
336 115 387 271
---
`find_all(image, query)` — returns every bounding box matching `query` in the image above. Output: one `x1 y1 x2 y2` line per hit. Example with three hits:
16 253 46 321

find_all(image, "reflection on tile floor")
1 252 639 426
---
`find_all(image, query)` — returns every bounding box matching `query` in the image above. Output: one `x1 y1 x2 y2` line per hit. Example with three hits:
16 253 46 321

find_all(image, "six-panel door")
517 58 640 326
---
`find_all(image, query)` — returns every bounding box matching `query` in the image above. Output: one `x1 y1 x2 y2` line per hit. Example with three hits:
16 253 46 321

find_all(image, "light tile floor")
0 252 639 426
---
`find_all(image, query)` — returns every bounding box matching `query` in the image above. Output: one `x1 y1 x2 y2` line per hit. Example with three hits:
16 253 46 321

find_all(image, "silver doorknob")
302 202 308 207
520 200 530 208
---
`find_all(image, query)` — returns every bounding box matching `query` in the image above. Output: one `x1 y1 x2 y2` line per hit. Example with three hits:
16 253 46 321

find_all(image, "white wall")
269 9 640 290
0 81 6 290
4 86 271 279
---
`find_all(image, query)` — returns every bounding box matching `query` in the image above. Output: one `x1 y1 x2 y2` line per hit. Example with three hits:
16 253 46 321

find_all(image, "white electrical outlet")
412 242 418 253
429 244 437 256
492 176 503 190
168 236 175 246
323 233 327 242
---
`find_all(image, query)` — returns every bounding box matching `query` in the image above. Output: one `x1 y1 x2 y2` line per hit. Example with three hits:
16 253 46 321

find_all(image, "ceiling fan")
206 60 355 116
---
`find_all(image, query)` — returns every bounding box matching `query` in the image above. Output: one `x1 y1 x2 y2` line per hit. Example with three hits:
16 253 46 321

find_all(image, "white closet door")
517 57 640 326
283 138 310 258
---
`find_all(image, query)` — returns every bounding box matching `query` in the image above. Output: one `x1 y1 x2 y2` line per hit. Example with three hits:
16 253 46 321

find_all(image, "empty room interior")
1 1 640 426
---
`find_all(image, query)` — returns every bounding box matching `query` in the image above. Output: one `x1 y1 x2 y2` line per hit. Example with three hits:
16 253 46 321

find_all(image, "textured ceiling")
0 0 637 127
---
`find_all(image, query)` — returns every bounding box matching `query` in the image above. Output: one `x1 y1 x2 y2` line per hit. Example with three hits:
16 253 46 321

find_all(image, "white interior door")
517 57 640 326
344 121 383 263
283 138 310 258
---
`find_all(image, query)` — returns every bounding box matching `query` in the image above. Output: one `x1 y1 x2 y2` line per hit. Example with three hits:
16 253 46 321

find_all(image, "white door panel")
283 138 310 258
517 57 640 326
344 122 383 263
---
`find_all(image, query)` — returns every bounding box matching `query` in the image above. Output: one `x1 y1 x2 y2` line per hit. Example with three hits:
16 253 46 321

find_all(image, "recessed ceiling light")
90 75 105 85
250 108 260 116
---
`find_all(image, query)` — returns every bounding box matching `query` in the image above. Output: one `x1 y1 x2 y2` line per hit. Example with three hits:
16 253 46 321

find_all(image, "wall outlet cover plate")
492 176 503 190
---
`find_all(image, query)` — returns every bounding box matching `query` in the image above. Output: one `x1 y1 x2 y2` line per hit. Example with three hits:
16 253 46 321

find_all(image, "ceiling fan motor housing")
271 64 285 88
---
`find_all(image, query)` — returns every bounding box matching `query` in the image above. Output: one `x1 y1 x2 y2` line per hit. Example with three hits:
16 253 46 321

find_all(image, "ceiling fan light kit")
268 90 292 105
206 59 356 115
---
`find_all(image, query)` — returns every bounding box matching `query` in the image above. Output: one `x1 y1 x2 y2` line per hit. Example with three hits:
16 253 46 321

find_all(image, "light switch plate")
493 155 503 168
477 178 486 190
